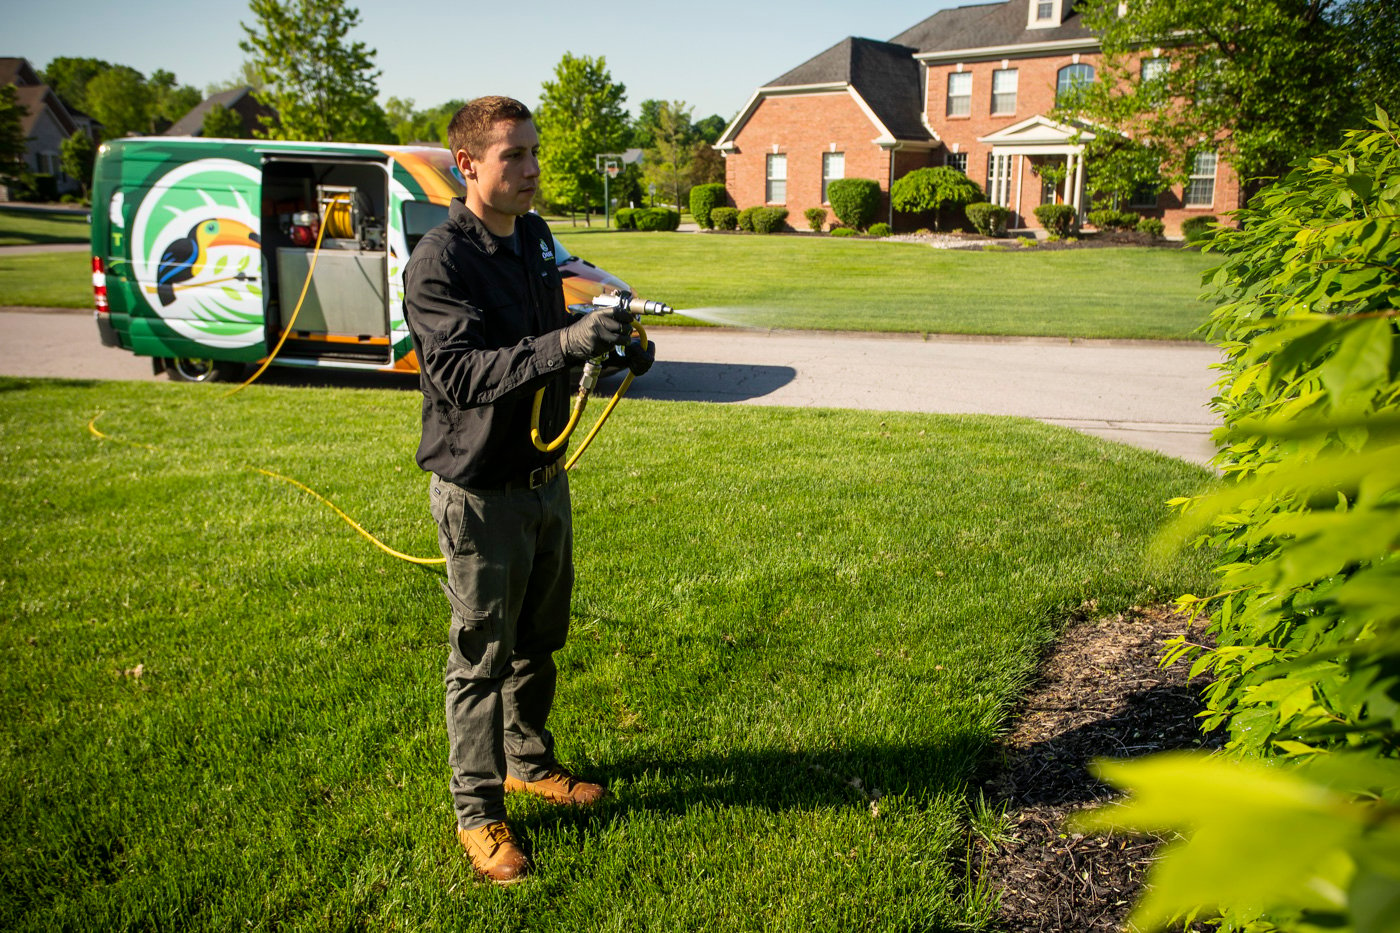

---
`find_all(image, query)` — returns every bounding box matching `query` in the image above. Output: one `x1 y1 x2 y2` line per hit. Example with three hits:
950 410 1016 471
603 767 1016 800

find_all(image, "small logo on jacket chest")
539 239 555 263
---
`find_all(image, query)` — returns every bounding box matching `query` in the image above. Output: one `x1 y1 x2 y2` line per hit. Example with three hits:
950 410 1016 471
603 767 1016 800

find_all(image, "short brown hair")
448 96 533 159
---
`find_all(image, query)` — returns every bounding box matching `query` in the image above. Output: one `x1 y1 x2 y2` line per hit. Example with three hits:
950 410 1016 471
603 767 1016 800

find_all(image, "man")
403 95 652 885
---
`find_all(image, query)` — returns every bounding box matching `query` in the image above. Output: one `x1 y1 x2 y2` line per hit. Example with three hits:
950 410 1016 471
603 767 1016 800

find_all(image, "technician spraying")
403 96 654 885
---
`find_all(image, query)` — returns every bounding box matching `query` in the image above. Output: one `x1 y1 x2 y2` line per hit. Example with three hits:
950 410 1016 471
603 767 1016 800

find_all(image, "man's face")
458 118 540 228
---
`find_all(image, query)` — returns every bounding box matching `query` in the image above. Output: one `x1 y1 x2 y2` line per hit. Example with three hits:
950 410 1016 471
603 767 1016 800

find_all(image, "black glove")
558 309 633 363
622 336 656 376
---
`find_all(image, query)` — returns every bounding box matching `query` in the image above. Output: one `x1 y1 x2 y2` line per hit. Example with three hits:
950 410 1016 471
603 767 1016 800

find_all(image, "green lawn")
0 230 1215 340
556 231 1216 341
0 378 1215 931
0 206 90 246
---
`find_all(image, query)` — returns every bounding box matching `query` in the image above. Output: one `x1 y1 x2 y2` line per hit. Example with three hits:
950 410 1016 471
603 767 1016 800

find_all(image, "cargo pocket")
440 579 498 675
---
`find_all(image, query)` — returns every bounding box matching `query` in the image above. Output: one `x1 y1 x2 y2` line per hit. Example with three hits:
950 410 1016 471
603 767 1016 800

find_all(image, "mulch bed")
972 604 1219 932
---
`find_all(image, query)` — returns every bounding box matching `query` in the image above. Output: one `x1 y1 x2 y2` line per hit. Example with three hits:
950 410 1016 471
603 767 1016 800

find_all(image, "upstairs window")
991 69 1018 115
1185 151 1217 208
1056 63 1095 102
821 152 844 203
1037 0 1055 19
947 72 972 117
766 153 787 204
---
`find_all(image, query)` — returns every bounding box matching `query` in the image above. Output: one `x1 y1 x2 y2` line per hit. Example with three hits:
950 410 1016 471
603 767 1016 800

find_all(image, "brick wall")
723 91 903 230
924 50 1241 235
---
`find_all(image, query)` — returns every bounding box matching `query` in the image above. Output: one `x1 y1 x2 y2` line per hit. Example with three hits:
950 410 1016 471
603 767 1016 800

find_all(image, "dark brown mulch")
972 604 1219 933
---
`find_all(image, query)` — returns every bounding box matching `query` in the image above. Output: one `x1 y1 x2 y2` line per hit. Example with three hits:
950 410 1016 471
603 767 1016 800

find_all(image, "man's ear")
455 148 476 182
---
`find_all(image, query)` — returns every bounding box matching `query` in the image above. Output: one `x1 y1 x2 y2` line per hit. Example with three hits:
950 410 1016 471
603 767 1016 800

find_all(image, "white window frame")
945 152 968 174
766 153 787 204
1185 151 1217 208
991 69 1018 116
821 152 844 203
1056 63 1095 100
1037 0 1055 20
947 72 972 117
1140 57 1168 83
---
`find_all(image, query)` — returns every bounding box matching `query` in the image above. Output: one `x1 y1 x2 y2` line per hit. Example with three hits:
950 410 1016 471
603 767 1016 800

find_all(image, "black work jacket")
403 201 572 488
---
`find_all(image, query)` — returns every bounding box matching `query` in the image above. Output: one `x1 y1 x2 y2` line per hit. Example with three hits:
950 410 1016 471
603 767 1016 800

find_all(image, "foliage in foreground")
1078 112 1400 932
0 380 1211 931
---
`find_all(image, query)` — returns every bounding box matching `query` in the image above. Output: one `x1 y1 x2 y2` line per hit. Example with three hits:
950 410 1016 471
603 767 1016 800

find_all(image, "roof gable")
977 114 1097 147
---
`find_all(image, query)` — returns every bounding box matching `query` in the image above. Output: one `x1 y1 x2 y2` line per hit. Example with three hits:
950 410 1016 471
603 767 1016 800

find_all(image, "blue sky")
7 0 972 122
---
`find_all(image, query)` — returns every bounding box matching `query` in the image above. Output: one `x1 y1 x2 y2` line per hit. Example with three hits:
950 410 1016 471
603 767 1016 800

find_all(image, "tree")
149 70 202 131
239 0 382 142
642 100 695 210
890 166 984 230
1058 0 1400 197
0 85 27 188
39 57 111 113
201 103 247 139
385 97 463 147
535 53 628 224
84 66 153 138
60 132 96 196
206 62 268 96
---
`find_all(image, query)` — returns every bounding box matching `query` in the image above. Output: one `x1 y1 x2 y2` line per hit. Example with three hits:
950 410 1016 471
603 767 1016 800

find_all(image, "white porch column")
1070 150 1085 222
1013 153 1024 225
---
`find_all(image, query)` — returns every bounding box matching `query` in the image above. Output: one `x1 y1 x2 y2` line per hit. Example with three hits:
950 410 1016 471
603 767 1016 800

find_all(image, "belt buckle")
528 465 548 489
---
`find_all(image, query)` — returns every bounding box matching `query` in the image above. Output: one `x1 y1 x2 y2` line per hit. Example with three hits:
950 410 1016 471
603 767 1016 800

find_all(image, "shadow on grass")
604 362 798 403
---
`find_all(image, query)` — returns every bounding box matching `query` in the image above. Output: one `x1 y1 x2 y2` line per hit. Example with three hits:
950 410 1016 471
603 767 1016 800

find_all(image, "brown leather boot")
457 821 530 885
504 765 608 806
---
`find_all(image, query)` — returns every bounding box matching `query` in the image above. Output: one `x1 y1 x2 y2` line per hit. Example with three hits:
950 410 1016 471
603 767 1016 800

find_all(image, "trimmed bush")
737 207 759 232
1087 208 1118 230
826 178 881 230
965 203 1010 237
867 222 892 237
1139 217 1165 239
711 207 738 231
689 183 726 230
613 207 638 230
829 226 859 237
890 167 984 230
636 208 681 232
804 206 827 232
1181 214 1218 243
751 207 789 234
1033 203 1077 237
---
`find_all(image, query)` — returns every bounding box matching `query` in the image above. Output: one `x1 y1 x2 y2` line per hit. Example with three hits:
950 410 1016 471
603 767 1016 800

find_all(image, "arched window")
1056 63 1096 100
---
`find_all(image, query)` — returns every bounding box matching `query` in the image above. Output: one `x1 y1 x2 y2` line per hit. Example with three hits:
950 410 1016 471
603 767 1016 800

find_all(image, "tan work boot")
504 765 608 806
457 820 530 885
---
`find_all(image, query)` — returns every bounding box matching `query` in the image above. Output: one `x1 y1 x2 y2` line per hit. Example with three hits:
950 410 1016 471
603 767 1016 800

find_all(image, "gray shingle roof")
891 0 1094 55
164 87 255 136
764 37 931 142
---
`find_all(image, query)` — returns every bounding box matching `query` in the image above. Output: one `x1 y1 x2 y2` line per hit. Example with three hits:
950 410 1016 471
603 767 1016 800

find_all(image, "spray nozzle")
591 291 673 317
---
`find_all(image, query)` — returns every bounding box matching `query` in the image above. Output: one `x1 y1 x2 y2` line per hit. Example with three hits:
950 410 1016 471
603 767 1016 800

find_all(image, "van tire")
164 358 243 383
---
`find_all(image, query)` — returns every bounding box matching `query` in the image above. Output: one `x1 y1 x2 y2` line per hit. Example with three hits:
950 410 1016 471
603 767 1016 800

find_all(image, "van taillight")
92 256 109 313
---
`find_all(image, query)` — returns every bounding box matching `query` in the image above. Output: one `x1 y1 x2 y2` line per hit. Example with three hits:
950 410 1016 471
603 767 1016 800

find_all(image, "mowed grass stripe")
0 379 1214 931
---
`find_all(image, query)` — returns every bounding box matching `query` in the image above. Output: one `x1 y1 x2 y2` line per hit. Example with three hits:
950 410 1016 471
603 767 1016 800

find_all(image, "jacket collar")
449 198 514 257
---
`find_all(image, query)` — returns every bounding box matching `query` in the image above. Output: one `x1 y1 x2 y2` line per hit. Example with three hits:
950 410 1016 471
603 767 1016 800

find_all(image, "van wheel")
166 358 240 383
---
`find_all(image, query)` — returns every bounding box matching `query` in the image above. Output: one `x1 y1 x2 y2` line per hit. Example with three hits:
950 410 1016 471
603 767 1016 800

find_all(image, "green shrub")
1139 217 1165 238
1016 236 1037 248
981 244 1007 251
635 208 681 232
867 222 892 237
1180 214 1218 243
737 207 759 232
1116 211 1140 231
804 206 827 232
710 207 738 231
1087 208 1118 230
1033 203 1077 237
828 226 858 237
890 167 984 230
751 207 788 234
688 183 726 230
613 207 638 230
965 203 1009 237
825 178 881 230
1077 111 1400 933
914 228 933 236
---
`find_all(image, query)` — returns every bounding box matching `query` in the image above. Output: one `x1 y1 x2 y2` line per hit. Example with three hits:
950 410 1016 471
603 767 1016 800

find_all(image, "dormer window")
1029 0 1063 29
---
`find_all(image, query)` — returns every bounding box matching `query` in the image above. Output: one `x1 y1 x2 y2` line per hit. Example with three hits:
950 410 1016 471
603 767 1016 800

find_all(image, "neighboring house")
716 0 1242 234
164 87 277 138
1 56 95 199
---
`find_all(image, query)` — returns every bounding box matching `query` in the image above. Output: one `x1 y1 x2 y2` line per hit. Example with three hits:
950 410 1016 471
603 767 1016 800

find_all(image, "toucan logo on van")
130 159 265 349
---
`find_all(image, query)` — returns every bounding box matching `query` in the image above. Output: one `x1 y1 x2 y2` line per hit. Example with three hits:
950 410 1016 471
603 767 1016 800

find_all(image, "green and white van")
91 137 627 381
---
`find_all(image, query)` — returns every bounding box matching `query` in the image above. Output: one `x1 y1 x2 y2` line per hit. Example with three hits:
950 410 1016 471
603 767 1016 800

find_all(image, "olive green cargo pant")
429 471 573 830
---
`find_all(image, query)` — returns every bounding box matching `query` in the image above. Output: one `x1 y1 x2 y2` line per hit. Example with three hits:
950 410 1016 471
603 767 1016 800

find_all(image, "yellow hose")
528 321 647 470
223 195 346 399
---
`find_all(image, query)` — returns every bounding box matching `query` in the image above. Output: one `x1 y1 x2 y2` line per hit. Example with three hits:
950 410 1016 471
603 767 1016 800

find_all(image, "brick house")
715 0 1242 235
163 86 278 138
